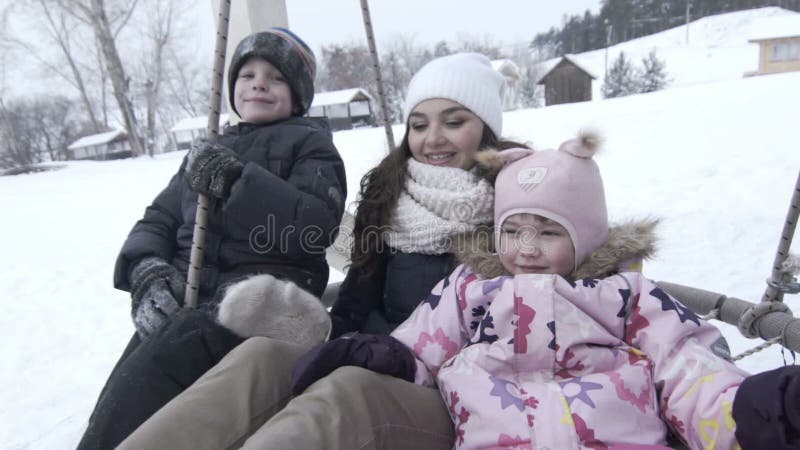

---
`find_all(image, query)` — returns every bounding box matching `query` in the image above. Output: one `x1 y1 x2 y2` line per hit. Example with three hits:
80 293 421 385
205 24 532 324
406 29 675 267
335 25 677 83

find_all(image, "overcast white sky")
198 0 604 54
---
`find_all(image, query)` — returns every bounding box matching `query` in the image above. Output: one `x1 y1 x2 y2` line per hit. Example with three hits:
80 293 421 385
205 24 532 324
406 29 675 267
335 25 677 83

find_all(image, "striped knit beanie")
403 53 505 137
228 28 317 116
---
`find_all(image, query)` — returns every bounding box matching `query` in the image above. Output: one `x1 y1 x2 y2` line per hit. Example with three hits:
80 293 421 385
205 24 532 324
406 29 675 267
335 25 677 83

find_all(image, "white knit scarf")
384 158 494 254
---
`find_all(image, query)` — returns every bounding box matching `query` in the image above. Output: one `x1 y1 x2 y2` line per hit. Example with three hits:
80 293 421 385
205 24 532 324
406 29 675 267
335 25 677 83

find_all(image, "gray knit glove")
185 140 244 199
129 257 186 337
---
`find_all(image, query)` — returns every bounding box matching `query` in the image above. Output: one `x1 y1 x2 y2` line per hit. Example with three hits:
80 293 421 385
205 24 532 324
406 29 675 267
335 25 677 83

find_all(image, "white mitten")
218 274 331 348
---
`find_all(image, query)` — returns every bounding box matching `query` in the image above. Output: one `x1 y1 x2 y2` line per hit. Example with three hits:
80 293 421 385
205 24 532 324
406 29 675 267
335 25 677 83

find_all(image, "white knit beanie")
403 53 505 137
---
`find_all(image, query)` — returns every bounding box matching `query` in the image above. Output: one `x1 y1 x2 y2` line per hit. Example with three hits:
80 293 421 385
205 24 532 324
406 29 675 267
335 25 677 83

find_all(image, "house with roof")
67 129 132 161
491 59 523 111
307 88 375 131
745 14 800 77
169 114 231 151
536 55 597 106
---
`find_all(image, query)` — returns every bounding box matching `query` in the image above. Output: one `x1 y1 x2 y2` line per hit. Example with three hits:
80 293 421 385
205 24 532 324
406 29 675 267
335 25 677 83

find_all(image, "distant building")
169 114 230 151
307 88 375 131
67 129 132 161
536 55 596 106
491 59 522 111
745 15 800 77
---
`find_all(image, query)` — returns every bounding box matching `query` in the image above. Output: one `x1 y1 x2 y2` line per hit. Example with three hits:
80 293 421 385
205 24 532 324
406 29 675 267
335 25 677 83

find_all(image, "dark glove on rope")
129 257 186 338
186 140 244 199
733 365 800 449
291 333 416 396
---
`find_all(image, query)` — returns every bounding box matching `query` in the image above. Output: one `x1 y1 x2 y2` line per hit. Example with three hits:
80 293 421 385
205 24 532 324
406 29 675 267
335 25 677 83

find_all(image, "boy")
77 28 345 450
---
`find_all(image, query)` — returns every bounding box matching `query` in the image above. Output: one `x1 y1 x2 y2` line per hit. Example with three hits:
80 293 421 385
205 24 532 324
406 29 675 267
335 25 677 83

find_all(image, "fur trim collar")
451 219 659 280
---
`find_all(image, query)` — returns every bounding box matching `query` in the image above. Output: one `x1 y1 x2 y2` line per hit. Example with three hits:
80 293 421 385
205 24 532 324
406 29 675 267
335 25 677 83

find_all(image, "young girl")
117 52 529 449
77 28 343 450
292 132 761 449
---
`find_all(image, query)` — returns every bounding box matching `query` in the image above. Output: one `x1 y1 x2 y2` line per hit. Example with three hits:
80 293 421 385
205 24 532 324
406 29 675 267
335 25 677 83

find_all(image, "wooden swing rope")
185 0 231 308
360 0 395 150
657 170 800 359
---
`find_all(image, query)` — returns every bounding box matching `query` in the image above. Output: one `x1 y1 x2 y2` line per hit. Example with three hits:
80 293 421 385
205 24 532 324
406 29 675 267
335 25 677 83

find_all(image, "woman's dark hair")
349 125 528 278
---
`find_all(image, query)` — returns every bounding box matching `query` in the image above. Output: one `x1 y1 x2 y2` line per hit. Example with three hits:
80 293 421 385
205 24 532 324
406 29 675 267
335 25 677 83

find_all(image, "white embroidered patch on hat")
517 167 548 186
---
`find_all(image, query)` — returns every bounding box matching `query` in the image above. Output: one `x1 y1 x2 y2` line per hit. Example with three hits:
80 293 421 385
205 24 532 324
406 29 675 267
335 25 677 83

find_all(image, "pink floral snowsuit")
390 264 749 449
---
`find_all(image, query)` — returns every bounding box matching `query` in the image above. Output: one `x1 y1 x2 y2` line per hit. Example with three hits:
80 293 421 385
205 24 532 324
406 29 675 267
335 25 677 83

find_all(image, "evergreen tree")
519 67 542 108
602 52 638 98
639 49 670 93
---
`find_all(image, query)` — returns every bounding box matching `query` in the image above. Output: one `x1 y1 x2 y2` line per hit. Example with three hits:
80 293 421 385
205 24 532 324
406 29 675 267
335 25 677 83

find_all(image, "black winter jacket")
329 249 456 338
113 117 346 302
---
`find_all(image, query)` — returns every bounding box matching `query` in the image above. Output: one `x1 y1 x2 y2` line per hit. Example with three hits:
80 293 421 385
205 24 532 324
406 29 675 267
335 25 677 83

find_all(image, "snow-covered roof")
170 114 230 133
748 14 800 41
534 54 597 84
311 88 373 107
491 59 522 79
68 129 126 150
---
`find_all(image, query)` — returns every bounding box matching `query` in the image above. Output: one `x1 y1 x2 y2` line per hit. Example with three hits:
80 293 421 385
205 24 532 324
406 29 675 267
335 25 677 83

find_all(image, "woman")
118 52 528 450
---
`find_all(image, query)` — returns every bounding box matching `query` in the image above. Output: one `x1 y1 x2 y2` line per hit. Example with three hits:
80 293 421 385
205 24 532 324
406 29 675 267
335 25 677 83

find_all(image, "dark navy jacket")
329 249 456 338
113 116 346 303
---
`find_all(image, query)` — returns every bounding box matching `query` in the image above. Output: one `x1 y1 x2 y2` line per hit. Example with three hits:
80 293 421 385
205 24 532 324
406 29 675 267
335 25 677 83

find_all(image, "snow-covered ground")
2 7 800 449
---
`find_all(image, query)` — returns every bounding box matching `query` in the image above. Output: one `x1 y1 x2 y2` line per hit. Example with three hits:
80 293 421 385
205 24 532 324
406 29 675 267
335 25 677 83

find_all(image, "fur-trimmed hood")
450 218 659 280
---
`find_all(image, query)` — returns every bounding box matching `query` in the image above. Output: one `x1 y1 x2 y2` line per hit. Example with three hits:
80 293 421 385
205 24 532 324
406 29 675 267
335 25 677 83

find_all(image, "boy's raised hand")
185 140 244 199
129 257 186 337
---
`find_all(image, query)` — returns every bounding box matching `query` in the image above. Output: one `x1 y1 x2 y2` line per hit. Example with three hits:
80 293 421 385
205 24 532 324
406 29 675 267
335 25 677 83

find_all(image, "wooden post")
360 0 395 150
185 0 232 308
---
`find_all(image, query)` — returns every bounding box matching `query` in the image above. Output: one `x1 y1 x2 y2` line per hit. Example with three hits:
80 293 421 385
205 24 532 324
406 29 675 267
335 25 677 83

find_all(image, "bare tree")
35 0 103 132
0 95 89 169
64 0 145 156
138 0 173 156
453 34 504 59
162 47 210 119
0 97 32 168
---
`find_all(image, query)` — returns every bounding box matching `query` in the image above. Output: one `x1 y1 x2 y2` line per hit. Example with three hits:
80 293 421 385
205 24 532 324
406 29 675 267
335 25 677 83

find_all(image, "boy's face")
497 213 575 277
233 57 294 123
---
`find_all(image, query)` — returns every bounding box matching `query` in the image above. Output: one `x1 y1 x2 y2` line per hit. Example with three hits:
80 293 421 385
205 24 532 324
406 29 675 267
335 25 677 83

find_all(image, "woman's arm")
329 250 388 338
391 265 472 386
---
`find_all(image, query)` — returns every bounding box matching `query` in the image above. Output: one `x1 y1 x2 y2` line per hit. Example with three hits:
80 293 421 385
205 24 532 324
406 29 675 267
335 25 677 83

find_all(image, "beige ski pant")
118 336 454 450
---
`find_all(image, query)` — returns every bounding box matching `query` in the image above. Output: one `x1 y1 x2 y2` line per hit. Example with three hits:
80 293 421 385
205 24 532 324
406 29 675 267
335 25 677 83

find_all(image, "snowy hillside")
550 6 800 98
2 8 800 449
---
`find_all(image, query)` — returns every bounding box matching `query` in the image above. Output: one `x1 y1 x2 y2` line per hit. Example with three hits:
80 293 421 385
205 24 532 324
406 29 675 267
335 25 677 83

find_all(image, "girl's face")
498 213 575 277
406 98 484 170
233 57 294 123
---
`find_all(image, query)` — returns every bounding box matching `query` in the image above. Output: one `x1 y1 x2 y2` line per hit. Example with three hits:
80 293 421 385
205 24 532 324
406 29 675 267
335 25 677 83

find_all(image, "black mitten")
129 257 186 337
185 140 244 199
733 365 800 449
291 333 416 396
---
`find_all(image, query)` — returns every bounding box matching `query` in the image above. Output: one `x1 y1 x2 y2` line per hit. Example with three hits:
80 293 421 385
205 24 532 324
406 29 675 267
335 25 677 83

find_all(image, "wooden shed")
536 55 596 106
170 114 230 151
307 88 375 131
67 129 132 161
744 15 800 77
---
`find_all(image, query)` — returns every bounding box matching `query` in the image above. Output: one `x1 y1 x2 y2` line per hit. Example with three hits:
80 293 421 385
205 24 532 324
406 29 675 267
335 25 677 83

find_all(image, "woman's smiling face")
406 98 485 170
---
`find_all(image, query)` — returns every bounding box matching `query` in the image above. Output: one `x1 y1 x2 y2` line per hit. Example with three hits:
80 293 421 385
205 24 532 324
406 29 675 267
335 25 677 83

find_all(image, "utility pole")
604 21 613 78
685 1 691 44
